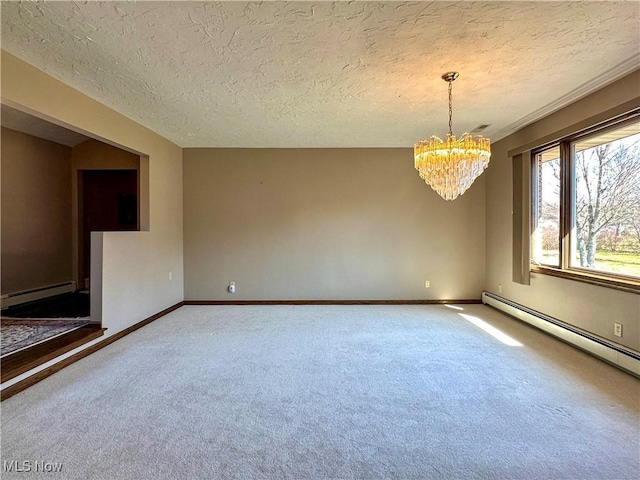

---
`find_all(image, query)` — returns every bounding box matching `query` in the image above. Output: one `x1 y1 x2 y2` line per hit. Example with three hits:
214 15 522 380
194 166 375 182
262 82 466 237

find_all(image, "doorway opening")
79 169 139 293
1 104 148 380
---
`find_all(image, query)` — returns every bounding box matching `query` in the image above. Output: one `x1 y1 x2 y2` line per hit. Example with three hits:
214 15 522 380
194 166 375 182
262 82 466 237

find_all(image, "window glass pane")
571 121 640 278
533 146 561 267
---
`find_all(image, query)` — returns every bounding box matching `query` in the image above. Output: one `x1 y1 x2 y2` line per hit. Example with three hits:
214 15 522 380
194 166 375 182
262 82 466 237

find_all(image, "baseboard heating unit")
482 291 639 377
1 281 77 309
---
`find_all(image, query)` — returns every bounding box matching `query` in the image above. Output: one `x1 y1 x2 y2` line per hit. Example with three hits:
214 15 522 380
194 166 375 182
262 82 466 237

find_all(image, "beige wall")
1 127 72 294
184 148 486 300
485 70 640 351
72 139 140 170
1 51 183 338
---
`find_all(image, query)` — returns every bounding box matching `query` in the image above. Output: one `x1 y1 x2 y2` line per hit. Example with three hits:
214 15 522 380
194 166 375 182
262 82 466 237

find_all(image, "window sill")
531 265 640 294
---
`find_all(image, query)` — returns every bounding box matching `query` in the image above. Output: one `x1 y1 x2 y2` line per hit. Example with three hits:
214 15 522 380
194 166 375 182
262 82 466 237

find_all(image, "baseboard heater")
1 281 77 309
482 291 639 377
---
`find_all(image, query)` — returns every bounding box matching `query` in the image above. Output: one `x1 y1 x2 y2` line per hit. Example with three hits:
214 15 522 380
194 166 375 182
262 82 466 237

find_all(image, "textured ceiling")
1 1 638 148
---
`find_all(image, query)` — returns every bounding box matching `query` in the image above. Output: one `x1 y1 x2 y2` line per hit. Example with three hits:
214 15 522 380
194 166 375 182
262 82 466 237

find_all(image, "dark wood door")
80 170 138 287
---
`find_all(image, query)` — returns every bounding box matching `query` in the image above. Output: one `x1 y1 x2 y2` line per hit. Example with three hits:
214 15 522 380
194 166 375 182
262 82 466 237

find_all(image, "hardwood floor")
1 324 106 384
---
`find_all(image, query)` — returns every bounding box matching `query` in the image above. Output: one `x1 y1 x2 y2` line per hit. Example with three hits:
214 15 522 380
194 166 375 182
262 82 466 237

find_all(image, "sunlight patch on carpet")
459 313 523 346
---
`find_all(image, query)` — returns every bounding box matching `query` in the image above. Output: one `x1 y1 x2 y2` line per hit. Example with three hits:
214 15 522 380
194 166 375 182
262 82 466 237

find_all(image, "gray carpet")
1 304 638 479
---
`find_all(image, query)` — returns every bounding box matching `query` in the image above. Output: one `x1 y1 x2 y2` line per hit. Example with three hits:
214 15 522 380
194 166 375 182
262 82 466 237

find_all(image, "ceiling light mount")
441 71 459 83
414 72 491 201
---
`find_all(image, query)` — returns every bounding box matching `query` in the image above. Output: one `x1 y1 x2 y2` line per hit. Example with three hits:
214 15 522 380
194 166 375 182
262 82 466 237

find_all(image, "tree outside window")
531 116 640 284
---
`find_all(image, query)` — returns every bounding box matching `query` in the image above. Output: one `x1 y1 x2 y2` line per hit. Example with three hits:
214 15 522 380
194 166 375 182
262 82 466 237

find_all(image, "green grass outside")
592 251 640 277
540 250 640 277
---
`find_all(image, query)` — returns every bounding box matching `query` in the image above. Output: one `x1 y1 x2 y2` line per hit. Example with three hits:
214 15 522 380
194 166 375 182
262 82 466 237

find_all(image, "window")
532 146 561 267
531 113 640 290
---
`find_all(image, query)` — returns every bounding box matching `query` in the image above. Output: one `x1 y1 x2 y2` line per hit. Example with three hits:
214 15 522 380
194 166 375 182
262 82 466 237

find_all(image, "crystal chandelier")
414 72 491 201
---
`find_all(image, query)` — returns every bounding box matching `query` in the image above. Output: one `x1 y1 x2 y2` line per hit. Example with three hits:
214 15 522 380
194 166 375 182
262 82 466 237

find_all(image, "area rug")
1 318 90 357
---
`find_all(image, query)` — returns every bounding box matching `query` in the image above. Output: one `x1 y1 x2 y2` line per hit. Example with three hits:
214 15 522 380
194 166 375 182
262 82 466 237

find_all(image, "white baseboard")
1 282 77 309
482 291 640 377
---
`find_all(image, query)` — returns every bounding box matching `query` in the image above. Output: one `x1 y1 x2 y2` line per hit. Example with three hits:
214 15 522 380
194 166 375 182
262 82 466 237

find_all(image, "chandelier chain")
448 80 453 136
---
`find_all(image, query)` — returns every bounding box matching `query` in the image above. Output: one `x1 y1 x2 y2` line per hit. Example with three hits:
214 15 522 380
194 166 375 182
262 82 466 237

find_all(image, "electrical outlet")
228 281 236 294
168 272 173 281
614 323 622 337
498 284 502 294
424 280 430 288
